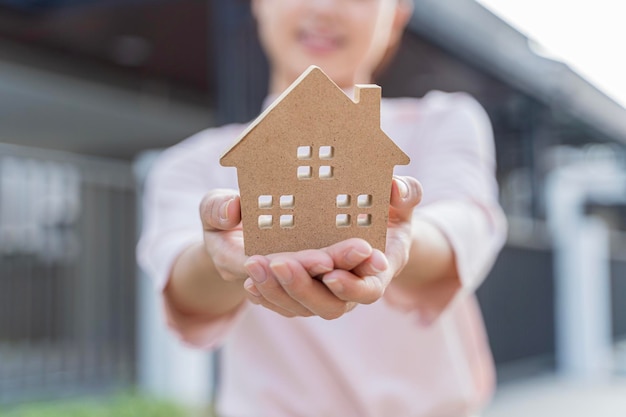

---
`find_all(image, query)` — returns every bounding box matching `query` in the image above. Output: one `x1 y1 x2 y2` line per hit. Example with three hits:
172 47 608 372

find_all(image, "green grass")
0 394 195 417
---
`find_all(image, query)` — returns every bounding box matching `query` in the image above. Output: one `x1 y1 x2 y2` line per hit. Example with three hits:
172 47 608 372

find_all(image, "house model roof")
220 65 410 255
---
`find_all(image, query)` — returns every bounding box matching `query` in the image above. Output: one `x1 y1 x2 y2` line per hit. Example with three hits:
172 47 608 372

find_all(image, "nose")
308 0 339 14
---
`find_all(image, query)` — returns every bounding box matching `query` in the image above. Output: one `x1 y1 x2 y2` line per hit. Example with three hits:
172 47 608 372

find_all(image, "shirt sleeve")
384 93 507 322
136 127 246 349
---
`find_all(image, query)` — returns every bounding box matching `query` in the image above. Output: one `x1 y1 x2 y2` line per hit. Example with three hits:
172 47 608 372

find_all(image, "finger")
268 249 334 278
350 249 389 278
322 238 373 271
322 269 386 305
269 257 351 320
244 256 314 317
199 189 241 232
390 176 423 222
206 234 248 282
384 228 412 277
244 279 299 318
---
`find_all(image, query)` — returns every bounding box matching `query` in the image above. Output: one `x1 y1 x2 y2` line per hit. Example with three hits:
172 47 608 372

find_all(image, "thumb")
199 189 241 231
389 176 422 222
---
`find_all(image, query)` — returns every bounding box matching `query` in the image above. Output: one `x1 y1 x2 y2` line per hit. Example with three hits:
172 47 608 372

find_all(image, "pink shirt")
138 91 507 417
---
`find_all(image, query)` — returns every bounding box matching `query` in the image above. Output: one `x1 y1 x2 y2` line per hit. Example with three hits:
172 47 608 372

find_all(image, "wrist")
167 242 247 318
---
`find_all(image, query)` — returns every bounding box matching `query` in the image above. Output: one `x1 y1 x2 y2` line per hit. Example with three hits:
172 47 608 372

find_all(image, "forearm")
166 242 247 319
386 196 507 320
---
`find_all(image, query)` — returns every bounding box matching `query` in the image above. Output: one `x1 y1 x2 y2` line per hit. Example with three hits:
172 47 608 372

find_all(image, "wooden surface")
221 66 409 255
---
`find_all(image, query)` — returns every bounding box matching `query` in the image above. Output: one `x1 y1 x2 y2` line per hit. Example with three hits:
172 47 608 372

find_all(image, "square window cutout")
280 195 295 209
297 166 312 179
280 214 294 228
336 194 351 208
297 146 312 160
319 146 334 159
258 195 273 209
258 215 273 229
336 214 351 227
357 214 372 227
319 166 334 179
357 194 372 208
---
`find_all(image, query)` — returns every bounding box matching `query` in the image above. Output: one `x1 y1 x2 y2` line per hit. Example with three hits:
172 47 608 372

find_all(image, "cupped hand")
243 238 385 319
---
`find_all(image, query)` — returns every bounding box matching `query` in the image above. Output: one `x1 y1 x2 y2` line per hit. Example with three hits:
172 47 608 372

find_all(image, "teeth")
302 32 338 49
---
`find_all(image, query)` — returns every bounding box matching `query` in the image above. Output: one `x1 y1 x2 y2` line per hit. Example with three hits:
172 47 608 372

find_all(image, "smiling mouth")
298 30 344 54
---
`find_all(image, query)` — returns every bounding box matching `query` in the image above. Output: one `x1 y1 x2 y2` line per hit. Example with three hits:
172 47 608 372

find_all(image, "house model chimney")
354 84 381 120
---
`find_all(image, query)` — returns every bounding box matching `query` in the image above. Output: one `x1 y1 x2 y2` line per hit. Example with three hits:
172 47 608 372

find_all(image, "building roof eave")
408 0 626 143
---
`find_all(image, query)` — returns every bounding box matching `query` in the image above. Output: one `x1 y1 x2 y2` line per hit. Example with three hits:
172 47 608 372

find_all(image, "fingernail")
244 278 261 297
311 263 333 277
370 250 389 274
270 261 293 285
370 263 386 274
323 276 343 293
245 259 267 283
396 178 409 199
346 247 371 264
219 199 232 221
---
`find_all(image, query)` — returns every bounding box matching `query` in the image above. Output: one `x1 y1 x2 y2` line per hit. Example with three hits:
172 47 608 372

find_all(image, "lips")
298 29 344 54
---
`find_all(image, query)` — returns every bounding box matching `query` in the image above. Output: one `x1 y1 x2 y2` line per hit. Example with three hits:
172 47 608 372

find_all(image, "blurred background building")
0 0 624 414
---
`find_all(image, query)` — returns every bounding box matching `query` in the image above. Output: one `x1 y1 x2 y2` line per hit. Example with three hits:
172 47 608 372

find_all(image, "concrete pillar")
546 149 626 379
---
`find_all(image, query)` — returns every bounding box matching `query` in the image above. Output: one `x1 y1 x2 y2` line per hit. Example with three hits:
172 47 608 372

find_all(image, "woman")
138 1 507 415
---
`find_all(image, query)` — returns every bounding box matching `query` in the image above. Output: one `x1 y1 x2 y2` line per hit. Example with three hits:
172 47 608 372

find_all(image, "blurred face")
252 0 411 92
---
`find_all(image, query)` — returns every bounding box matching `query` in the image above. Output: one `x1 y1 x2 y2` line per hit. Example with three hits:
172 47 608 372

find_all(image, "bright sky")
475 0 626 108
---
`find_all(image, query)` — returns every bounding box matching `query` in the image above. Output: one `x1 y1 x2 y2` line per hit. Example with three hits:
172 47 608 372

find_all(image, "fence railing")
0 143 136 404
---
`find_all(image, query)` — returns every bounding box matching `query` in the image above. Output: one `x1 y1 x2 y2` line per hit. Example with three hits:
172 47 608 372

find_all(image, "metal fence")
0 143 136 404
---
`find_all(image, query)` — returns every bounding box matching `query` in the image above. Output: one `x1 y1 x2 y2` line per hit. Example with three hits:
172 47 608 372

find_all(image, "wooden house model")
220 66 410 255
